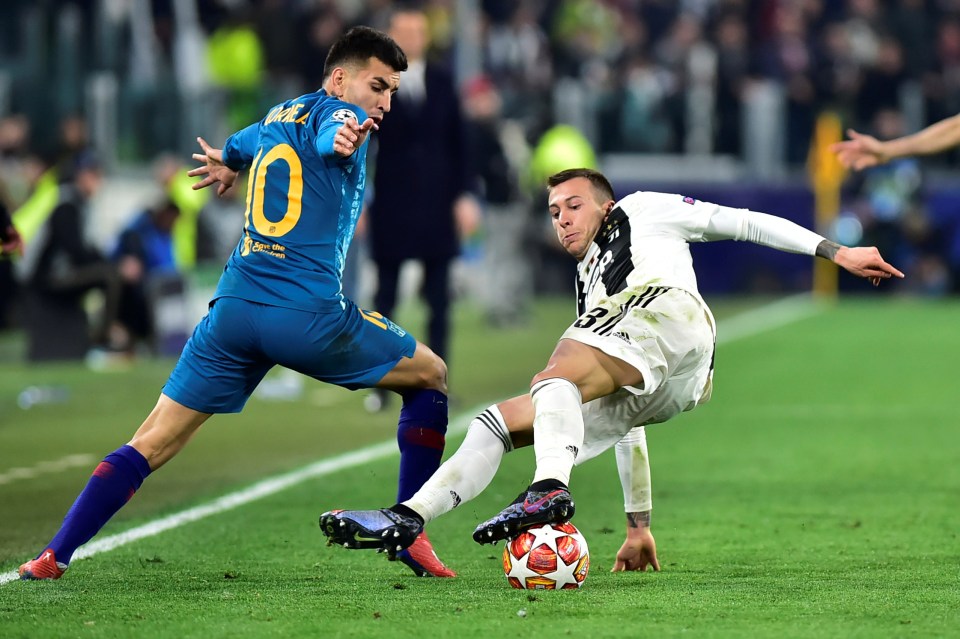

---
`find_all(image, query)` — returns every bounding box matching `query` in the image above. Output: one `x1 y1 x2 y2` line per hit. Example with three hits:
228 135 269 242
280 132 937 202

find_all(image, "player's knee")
530 370 575 390
421 351 448 392
407 347 447 392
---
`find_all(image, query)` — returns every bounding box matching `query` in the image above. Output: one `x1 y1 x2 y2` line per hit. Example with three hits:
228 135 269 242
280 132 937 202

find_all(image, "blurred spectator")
153 155 210 271
929 18 960 130
19 152 121 361
299 3 345 91
842 0 885 68
111 198 181 353
755 3 818 164
483 1 553 129
206 9 265 131
891 0 935 78
0 178 24 330
463 75 531 327
551 0 621 79
813 20 861 119
848 109 928 291
55 114 92 182
652 12 705 149
856 36 907 126
714 12 751 156
253 0 305 96
0 115 38 205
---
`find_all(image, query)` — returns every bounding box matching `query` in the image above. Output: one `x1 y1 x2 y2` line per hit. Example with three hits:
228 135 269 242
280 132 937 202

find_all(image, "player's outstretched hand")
188 137 237 196
830 129 888 171
834 246 905 287
611 527 660 572
333 118 378 157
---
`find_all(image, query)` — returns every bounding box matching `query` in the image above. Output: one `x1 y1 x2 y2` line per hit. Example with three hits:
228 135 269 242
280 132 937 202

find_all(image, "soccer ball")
502 522 589 589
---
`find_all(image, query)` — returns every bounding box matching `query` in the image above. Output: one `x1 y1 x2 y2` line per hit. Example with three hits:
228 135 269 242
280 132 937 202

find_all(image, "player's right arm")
831 114 960 170
312 105 377 159
700 204 904 286
612 427 660 572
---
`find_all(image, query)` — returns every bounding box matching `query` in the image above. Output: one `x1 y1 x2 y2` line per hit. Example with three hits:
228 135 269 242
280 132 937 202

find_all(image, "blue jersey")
214 90 368 312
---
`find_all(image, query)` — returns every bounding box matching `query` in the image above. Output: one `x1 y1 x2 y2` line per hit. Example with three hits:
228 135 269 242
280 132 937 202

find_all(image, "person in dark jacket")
367 7 478 383
20 152 120 359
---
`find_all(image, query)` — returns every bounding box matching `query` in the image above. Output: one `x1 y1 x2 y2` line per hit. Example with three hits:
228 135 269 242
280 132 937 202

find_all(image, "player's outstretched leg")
472 479 575 545
19 444 151 580
320 507 423 557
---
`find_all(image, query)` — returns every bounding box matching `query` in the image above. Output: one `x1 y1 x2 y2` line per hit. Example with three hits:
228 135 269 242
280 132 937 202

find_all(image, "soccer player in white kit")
321 168 903 572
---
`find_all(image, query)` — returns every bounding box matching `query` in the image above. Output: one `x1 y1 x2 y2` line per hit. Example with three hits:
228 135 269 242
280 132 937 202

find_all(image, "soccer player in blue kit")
19 26 456 580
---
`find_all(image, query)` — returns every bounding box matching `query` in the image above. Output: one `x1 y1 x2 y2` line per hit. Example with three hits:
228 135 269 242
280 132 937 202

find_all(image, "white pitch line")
715 293 822 345
0 454 97 486
1 294 820 585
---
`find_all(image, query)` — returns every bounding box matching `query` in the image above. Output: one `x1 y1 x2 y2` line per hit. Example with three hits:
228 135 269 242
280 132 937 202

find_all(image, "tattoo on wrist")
626 511 651 528
815 239 841 261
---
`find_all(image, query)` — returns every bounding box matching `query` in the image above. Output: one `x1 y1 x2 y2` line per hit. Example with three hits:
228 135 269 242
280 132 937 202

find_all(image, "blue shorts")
163 296 417 413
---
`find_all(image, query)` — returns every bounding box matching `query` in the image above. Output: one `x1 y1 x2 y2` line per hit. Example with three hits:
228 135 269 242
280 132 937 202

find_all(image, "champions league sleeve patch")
682 195 697 205
329 108 358 123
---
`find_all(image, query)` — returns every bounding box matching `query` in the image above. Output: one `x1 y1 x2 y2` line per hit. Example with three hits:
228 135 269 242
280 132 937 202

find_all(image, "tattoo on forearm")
816 239 841 261
626 511 651 528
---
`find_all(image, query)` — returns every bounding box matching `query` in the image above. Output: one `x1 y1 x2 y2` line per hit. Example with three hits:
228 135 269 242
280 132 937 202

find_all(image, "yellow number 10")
244 144 303 237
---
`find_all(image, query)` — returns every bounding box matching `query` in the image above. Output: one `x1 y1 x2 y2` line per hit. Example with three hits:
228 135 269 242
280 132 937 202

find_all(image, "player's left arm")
612 427 660 572
222 122 260 169
314 106 377 159
188 121 262 196
702 206 905 286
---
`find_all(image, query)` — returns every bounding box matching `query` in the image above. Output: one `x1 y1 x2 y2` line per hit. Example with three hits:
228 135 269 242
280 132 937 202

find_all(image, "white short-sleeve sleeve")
616 192 718 242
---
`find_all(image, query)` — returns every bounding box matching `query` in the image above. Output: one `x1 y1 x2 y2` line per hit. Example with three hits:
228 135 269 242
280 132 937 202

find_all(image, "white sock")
531 378 583 486
403 405 512 523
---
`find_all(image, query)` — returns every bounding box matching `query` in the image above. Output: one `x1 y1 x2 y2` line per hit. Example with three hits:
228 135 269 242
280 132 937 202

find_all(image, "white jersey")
575 191 717 325
566 190 825 463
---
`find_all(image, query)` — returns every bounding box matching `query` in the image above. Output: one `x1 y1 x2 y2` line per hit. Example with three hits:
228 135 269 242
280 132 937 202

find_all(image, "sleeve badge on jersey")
329 108 358 123
682 195 697 205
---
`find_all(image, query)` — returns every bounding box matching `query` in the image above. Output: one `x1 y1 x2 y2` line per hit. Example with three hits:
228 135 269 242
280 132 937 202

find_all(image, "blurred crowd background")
1 0 959 364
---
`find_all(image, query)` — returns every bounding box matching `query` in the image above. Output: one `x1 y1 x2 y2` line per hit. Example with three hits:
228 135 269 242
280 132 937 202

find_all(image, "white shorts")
561 287 716 463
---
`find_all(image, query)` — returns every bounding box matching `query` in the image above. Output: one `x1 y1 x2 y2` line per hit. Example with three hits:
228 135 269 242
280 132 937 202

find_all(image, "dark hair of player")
322 26 408 81
547 168 615 203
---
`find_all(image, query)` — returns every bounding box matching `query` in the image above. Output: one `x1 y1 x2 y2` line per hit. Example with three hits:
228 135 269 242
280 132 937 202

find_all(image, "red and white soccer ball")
502 522 590 589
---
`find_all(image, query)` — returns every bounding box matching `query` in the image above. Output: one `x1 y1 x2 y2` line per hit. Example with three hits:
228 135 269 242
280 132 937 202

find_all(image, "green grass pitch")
0 296 957 638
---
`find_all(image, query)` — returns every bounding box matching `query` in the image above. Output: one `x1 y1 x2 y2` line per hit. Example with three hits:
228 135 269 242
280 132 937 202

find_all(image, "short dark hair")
547 168 615 203
322 26 408 81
